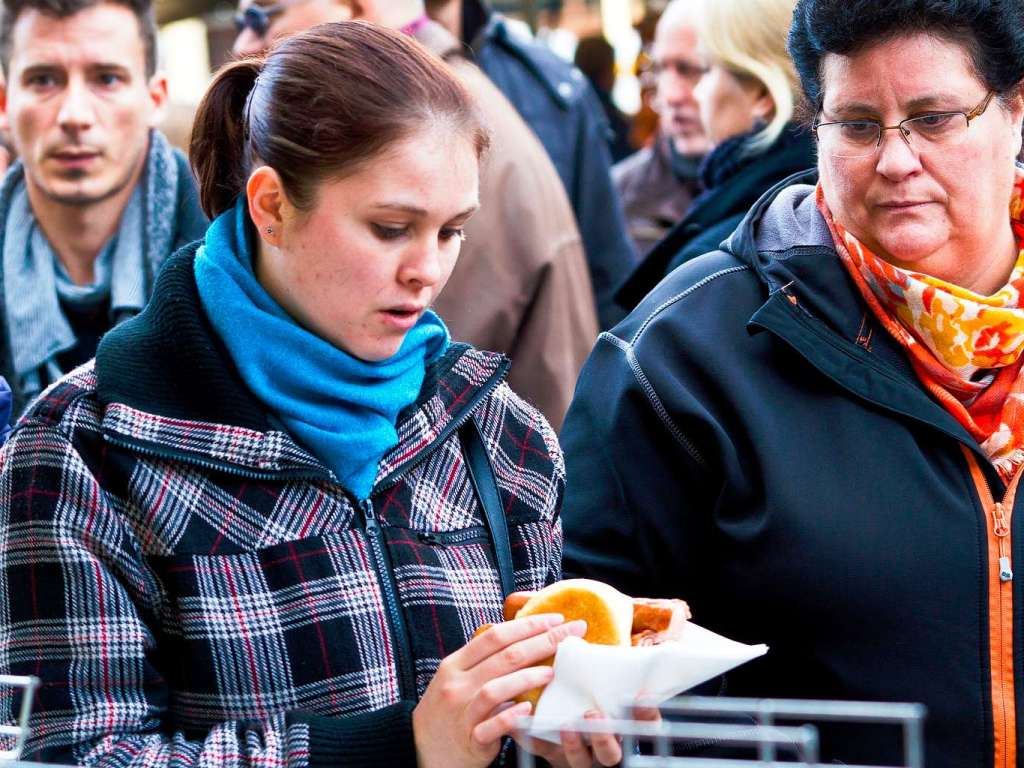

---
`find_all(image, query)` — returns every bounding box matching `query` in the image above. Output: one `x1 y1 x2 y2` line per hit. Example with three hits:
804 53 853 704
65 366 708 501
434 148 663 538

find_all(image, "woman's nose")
874 127 923 180
398 239 443 288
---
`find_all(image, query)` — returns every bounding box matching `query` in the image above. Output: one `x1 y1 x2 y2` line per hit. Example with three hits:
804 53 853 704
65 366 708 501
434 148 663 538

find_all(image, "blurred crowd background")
152 0 667 155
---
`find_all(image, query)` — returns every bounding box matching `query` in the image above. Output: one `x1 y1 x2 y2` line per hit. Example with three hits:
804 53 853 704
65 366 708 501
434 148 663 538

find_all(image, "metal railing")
0 676 39 763
517 696 927 767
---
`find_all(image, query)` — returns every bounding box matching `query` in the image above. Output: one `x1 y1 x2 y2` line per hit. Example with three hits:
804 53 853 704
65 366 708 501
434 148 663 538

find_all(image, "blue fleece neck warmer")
194 198 449 500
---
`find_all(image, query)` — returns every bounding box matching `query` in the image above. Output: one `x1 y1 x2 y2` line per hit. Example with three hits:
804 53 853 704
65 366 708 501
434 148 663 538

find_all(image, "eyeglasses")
233 1 291 37
813 91 997 159
648 58 710 86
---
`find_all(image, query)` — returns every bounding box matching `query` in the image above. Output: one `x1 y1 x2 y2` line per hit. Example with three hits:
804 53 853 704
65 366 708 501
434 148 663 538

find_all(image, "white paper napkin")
526 622 768 743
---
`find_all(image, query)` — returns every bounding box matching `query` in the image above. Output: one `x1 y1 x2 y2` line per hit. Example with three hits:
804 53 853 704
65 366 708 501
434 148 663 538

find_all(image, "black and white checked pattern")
0 345 563 768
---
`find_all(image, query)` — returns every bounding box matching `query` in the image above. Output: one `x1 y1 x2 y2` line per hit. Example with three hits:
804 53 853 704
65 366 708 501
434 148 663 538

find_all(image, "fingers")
469 619 588 683
561 711 623 768
471 700 533 747
632 705 662 723
465 665 554 726
455 613 565 670
559 728 592 768
586 710 625 767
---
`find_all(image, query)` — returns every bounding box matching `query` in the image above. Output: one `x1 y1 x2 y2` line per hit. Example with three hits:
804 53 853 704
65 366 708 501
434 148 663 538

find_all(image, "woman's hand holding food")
412 613 587 768
515 703 662 768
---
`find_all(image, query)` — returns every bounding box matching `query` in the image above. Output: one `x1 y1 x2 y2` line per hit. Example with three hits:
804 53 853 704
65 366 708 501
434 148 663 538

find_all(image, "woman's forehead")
819 32 980 108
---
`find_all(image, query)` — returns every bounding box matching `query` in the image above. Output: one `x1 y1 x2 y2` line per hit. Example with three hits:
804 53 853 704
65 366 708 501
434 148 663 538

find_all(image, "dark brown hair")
1 0 157 77
190 22 490 219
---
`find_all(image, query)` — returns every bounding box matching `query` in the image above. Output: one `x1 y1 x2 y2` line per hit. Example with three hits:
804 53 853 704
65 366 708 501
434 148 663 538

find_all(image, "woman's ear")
751 83 776 123
1009 85 1024 159
246 166 286 248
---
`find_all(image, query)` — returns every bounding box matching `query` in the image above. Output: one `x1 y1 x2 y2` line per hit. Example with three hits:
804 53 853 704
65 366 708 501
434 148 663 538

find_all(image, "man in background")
426 0 636 329
0 0 207 416
613 0 710 258
574 34 632 163
233 0 598 431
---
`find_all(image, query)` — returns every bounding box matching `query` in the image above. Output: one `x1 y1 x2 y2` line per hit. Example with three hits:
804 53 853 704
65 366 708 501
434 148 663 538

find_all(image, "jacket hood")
718 170 886 350
707 170 957 437
93 242 510 485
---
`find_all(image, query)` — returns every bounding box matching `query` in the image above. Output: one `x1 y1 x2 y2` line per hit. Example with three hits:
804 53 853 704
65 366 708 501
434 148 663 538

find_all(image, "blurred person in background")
232 0 598 431
617 0 812 310
0 0 207 418
612 0 710 260
426 0 637 328
536 0 576 62
561 0 1024 764
573 34 632 163
0 22 637 768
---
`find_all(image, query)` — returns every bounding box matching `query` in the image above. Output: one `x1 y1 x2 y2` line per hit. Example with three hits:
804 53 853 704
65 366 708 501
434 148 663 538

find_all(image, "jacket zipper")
104 435 331 483
103 360 509 706
106 434 420 700
417 526 489 546
373 362 510 494
963 447 1023 768
361 499 417 701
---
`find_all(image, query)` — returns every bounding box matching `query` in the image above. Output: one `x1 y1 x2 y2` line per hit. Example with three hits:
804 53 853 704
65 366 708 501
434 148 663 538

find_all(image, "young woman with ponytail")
0 22 625 768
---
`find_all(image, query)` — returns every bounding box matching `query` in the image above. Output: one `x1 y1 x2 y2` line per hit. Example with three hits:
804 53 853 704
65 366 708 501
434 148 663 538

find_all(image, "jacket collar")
95 243 510 484
727 174 981 454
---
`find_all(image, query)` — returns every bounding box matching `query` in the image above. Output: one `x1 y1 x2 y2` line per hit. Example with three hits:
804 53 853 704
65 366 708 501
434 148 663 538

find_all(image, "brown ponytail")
190 58 261 219
189 21 489 220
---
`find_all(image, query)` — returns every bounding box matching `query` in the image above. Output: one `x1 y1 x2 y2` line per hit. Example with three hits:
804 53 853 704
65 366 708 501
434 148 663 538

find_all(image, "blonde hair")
694 0 800 150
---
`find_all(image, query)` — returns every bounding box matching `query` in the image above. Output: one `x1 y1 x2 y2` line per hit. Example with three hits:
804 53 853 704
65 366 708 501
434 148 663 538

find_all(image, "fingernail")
543 613 565 627
583 709 601 719
566 619 588 635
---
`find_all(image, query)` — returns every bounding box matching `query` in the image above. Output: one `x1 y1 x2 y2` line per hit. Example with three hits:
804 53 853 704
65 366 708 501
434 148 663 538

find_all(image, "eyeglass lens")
816 113 972 158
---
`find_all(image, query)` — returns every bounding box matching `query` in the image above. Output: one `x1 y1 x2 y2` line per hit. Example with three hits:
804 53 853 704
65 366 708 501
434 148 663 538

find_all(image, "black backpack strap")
459 417 516 597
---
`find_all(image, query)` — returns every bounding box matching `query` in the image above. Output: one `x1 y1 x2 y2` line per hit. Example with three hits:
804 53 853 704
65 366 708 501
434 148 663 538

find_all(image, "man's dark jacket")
562 171 1023 768
463 0 636 328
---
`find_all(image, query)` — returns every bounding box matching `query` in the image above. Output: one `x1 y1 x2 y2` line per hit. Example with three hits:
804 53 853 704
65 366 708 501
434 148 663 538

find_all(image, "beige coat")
415 22 598 431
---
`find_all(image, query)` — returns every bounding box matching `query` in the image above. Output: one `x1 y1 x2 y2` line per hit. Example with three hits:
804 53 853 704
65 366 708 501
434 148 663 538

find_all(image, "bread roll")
512 579 633 708
470 583 690 710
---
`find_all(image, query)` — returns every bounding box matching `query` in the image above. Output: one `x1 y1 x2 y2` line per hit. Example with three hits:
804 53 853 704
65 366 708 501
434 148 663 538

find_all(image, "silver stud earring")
265 226 274 235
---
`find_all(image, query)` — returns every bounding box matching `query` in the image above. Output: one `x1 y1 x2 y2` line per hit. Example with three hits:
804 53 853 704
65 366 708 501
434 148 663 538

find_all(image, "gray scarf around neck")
2 130 180 397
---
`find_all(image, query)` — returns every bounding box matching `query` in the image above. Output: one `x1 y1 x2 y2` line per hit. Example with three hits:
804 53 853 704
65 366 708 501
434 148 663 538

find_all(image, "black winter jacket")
617 123 815 312
0 244 563 768
562 173 1022 768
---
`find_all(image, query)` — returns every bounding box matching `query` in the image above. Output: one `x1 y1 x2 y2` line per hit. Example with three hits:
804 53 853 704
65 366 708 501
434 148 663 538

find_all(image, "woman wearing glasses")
561 1 1024 765
0 23 634 768
617 0 813 310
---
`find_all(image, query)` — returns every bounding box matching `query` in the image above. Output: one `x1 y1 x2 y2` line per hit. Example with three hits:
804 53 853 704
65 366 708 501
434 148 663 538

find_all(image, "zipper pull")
418 532 439 545
1000 556 1014 582
993 503 1013 581
362 500 379 534
993 502 1011 537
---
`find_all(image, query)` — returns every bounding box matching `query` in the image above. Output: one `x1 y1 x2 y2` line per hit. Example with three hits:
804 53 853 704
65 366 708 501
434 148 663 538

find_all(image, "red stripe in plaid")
0 347 563 768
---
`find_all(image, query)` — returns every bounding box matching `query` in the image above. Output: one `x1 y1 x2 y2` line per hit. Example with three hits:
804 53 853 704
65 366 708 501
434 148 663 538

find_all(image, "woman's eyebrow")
372 203 480 220
826 94 961 116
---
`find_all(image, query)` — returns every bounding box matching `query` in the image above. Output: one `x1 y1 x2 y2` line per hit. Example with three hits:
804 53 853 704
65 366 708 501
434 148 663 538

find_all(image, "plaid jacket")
0 247 564 768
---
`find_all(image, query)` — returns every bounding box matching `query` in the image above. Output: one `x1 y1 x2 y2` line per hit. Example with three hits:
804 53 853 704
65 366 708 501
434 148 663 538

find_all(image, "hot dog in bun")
474 579 690 708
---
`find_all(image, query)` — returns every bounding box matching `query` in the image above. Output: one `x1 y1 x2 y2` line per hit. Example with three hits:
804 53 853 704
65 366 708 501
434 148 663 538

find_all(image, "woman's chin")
869 228 948 273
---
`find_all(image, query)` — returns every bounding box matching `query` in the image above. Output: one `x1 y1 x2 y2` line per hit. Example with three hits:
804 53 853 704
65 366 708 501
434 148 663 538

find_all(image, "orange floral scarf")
816 177 1024 481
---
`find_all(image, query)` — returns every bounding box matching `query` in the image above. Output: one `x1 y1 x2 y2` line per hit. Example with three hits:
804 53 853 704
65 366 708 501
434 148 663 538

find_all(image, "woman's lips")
877 200 932 210
379 306 424 331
